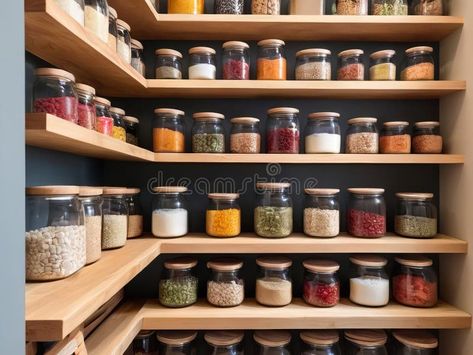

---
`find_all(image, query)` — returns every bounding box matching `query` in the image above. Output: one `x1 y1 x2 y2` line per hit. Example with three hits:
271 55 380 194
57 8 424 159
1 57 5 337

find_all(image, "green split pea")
159 276 198 307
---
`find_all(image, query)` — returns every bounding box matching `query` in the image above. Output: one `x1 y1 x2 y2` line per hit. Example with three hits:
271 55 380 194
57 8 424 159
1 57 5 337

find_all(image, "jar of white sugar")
256 256 292 307
26 185 86 281
304 188 340 238
101 187 129 249
79 186 103 265
188 47 216 80
304 112 341 154
152 186 188 238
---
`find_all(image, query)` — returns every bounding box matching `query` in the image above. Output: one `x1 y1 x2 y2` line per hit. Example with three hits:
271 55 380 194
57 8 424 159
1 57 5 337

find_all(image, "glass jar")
411 0 443 15
189 47 216 80
290 0 325 14
131 39 146 76
337 49 365 80
216 0 244 14
347 188 386 238
133 330 158 355
168 0 204 14
79 186 102 265
266 107 300 154
222 41 250 80
336 0 368 14
295 48 332 81
304 188 340 237
192 112 225 153
393 330 438 355
207 258 244 307
345 117 379 154
33 68 78 123
257 39 286 80
55 0 85 25
300 330 341 355
124 115 139 145
369 50 396 81
152 186 188 238
304 112 341 154
101 187 128 250
256 256 292 306
254 330 291 355
205 331 244 355
412 121 442 154
125 188 143 238
75 83 96 130
206 193 241 238
379 121 411 154
110 107 127 142
371 0 408 15
395 193 437 238
252 0 281 14
401 46 435 81
107 6 117 51
230 117 261 153
255 182 293 238
303 260 340 307
345 330 388 355
349 255 389 307
84 0 109 43
159 257 198 308
155 49 183 79
26 186 86 281
94 96 113 136
153 108 186 153
117 19 132 64
393 255 438 307
156 331 197 355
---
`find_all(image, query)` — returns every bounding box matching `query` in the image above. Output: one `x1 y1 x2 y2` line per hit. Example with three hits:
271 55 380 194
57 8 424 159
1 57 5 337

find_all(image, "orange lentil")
257 58 287 80
412 135 442 154
153 127 185 152
379 134 411 154
401 62 434 81
206 208 241 237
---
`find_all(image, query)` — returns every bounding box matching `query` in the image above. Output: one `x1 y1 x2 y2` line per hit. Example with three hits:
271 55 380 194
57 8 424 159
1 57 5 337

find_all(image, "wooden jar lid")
370 49 396 60
131 39 143 50
296 48 331 57
79 186 103 196
267 107 299 115
204 331 244 346
154 108 185 116
256 256 292 269
26 185 79 195
254 330 291 347
383 121 409 127
338 49 364 57
392 330 438 349
154 186 188 193
189 46 216 55
108 6 117 18
125 188 140 195
193 112 225 121
257 39 285 47
230 117 260 125
415 121 440 128
109 107 125 115
223 41 249 49
396 192 434 200
124 116 139 124
116 19 131 31
395 255 433 267
406 46 433 54
207 258 243 271
102 187 129 195
157 331 197 345
305 188 340 196
347 117 377 125
300 330 339 346
94 96 111 106
164 257 197 270
208 193 239 200
308 112 340 120
135 330 155 339
349 255 387 267
75 83 96 95
155 48 183 58
345 330 387 347
35 68 75 81
348 188 385 195
256 182 291 190
303 259 340 273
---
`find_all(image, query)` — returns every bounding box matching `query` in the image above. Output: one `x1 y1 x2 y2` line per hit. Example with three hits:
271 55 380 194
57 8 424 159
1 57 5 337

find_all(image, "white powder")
117 39 131 64
54 0 84 26
84 5 108 43
152 209 188 238
305 133 341 153
350 276 389 306
189 63 216 80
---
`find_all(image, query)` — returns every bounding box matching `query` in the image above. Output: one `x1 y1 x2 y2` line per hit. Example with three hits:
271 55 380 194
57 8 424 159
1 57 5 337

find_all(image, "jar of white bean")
207 258 244 307
304 188 340 237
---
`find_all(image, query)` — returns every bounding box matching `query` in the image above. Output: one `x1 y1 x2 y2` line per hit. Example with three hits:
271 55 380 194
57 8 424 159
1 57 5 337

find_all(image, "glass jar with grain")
266 107 300 154
159 257 198 308
155 49 183 79
393 330 438 355
369 50 396 81
256 257 292 306
412 121 442 153
207 258 244 307
168 0 204 14
257 39 286 80
401 46 435 81
84 0 108 43
336 0 368 15
192 112 225 153
303 260 340 307
222 41 250 80
337 49 365 80
345 330 388 355
79 186 102 265
131 39 146 76
116 19 132 64
109 107 127 142
101 187 129 249
107 6 117 51
124 188 143 238
205 331 244 355
156 331 197 355
295 48 332 81
94 96 113 136
153 108 186 153
395 193 437 238
371 0 408 15
206 193 241 238
379 121 411 154
347 188 386 238
189 47 216 80
346 117 379 154
252 0 281 15
300 330 342 355
411 0 443 15
304 188 340 237
230 117 261 154
216 0 244 15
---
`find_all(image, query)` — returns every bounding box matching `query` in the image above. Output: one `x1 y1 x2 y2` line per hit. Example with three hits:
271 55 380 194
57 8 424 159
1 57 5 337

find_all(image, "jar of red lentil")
412 121 442 154
295 48 332 81
395 193 437 238
110 107 127 142
393 330 438 355
75 83 96 130
303 260 340 307
222 41 250 80
206 193 241 238
266 107 300 154
345 330 388 355
300 330 342 355
379 121 411 154
346 117 379 154
153 108 186 153
369 50 396 81
393 255 438 308
347 188 386 238
257 39 287 80
337 49 364 80
401 46 435 81
230 117 261 153
94 96 113 136
155 49 183 79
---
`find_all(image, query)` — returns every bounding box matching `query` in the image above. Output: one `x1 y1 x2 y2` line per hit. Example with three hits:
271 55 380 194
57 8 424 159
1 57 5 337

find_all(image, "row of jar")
155 44 435 81
153 109 442 154
158 255 438 309
132 329 439 355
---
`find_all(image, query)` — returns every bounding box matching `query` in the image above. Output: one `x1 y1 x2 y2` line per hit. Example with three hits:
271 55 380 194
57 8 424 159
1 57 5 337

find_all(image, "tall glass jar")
125 188 143 238
94 96 113 136
303 260 340 307
379 121 411 154
255 182 293 238
344 330 388 355
222 41 250 80
117 19 132 64
216 0 244 14
156 331 197 355
395 193 437 238
79 186 102 265
349 255 389 307
168 0 204 14
107 6 117 51
347 188 386 238
256 256 292 306
26 186 86 281
133 330 158 355
336 0 368 14
304 188 340 237
410 0 443 15
207 258 244 307
192 112 225 153
412 121 442 154
189 47 216 80
295 49 332 81
155 49 183 79
257 39 286 80
159 257 198 308
401 46 435 81
204 331 244 355
252 0 281 14
393 255 438 307
393 330 438 355
55 0 85 25
84 0 109 43
152 186 188 238
300 330 341 355
75 83 96 130
345 117 379 154
206 193 241 238
290 0 325 14
153 108 186 153
369 50 396 81
371 0 408 15
33 68 78 123
230 117 261 153
337 49 365 80
266 107 300 154
131 39 146 76
101 187 128 249
254 330 291 355
110 107 127 141
124 115 139 145
305 112 341 154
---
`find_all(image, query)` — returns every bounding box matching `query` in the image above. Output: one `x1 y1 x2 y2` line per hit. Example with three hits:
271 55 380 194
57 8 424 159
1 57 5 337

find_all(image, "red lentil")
348 209 385 238
338 63 364 80
393 274 437 307
379 134 411 154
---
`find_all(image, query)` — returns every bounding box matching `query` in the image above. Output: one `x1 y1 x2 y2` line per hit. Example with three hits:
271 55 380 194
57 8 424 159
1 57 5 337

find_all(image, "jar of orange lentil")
257 39 287 80
153 108 186 153
379 121 411 154
412 121 442 154
401 46 435 81
206 193 241 238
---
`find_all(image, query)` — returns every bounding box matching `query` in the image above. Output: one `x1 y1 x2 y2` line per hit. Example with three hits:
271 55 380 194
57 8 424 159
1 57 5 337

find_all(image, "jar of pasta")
412 121 442 153
256 257 292 306
110 107 127 141
75 83 96 130
159 257 198 308
252 0 281 15
347 188 386 238
192 112 225 153
254 331 291 355
336 0 368 15
395 193 437 238
303 260 340 307
101 187 129 249
207 258 244 307
369 50 396 81
222 41 250 80
393 330 438 355
131 39 146 76
152 186 188 238
401 46 435 81
155 49 183 79
345 330 388 355
94 96 113 136
230 117 261 153
107 6 117 50
304 188 340 237
153 108 186 153
379 121 411 154
295 48 332 81
266 107 300 154
116 19 132 64
257 39 286 80
168 0 204 14
346 117 379 154
204 331 244 355
338 49 364 80
372 0 408 15
304 112 341 154
156 331 197 355
300 331 342 355
189 47 216 80
206 193 241 237
123 116 139 145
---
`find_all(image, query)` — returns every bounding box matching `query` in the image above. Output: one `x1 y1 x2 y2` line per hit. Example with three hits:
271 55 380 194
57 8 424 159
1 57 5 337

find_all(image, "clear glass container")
26 186 86 281
337 49 365 80
305 112 341 154
117 19 132 64
168 0 204 14
345 117 379 154
379 121 411 154
290 0 325 14
345 330 388 355
349 255 389 307
393 330 438 355
205 331 244 355
159 257 198 308
124 115 139 145
133 330 158 355
256 256 293 306
79 186 102 265
55 0 85 25
347 188 386 238
393 255 438 307
33 68 78 123
257 39 286 80
222 41 250 80
125 188 143 238
255 182 293 238
410 0 443 15
155 49 183 79
300 330 341 355
84 0 109 42
401 46 435 81
75 83 96 130
192 112 225 153
369 50 396 81
252 0 281 14
304 188 340 237
230 117 261 153
254 330 292 355
216 0 244 14
153 108 186 153
189 47 216 80
94 96 113 136
295 48 332 81
336 0 368 14
131 39 146 76
303 260 340 307
395 193 437 238
110 107 127 142
371 0 408 15
266 107 300 154
156 331 197 355
101 188 129 250
207 258 244 307
412 121 442 154
206 193 241 238
152 186 188 238
107 6 117 50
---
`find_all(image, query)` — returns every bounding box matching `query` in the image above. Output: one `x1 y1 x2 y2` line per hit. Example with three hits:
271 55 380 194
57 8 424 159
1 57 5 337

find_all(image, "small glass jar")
379 121 411 154
205 331 244 355
107 6 117 51
255 182 293 238
101 187 128 250
131 39 146 76
256 256 292 307
155 49 183 79
303 260 340 307
156 331 197 355
393 255 438 307
252 0 281 14
337 49 365 80
222 41 250 80
401 46 435 81
290 0 325 14
133 330 158 355
206 193 241 238
116 19 132 64
94 96 113 136
257 39 286 80
124 116 139 145
345 117 379 154
336 0 368 14
369 50 396 81
79 186 102 265
192 112 225 153
230 117 261 153
168 0 204 14
56 0 85 25
393 330 438 355
110 107 127 142
345 330 388 355
159 257 198 308
189 47 216 80
75 83 96 130
152 186 188 238
295 49 332 81
153 108 186 153
207 258 244 307
304 188 340 238
412 121 442 154
371 0 408 15
216 0 244 14
125 188 143 238
26 186 86 281
266 107 300 154
33 68 78 123
395 193 437 238
254 330 291 355
84 0 109 43
349 255 389 307
305 112 341 154
347 188 386 238
411 0 443 15
300 330 342 355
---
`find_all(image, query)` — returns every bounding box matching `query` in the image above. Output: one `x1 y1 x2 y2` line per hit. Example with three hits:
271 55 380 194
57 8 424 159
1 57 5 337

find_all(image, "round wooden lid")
308 112 340 120
300 330 339 346
396 192 434 200
257 39 285 47
102 187 129 195
296 48 331 57
131 39 143 50
208 193 239 200
303 259 340 273
164 257 197 270
125 187 140 195
256 256 292 269
94 96 111 106
395 255 433 267
370 49 396 60
392 330 438 349
348 188 385 195
153 186 188 193
154 108 185 116
230 117 260 125
207 258 243 271
254 330 291 347
79 186 103 197
193 112 225 121
267 107 299 115
189 46 216 55
338 49 364 57
109 107 125 115
157 331 197 345
155 48 183 58
204 331 244 346
256 182 291 190
349 255 387 267
304 188 340 196
406 46 433 54
222 41 249 49
345 330 387 347
383 121 409 127
116 19 131 31
108 6 117 18
75 83 96 95
135 330 155 339
123 116 139 124
26 185 79 196
35 68 75 82
414 121 440 128
347 117 377 125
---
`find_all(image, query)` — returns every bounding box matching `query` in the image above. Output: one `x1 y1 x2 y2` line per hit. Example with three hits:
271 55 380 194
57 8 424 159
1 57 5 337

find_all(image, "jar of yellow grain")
206 193 241 238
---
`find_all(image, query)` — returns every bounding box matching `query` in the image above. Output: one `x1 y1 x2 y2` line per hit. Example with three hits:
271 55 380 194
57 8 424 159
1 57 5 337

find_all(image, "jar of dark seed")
393 330 438 355
159 257 198 308
346 117 379 154
230 117 261 153
215 0 244 14
295 48 332 81
123 115 139 145
395 193 437 238
155 48 183 79
192 112 225 153
157 331 197 355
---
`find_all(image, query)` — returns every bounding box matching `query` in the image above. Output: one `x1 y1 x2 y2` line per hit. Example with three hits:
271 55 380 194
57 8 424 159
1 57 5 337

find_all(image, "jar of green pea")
159 257 198 308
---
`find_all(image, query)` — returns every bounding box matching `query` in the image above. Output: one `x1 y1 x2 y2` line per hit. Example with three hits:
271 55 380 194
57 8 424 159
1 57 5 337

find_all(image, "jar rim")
155 48 183 58
349 254 387 267
338 49 364 58
79 186 103 196
303 259 340 273
154 186 188 193
370 49 396 60
257 39 285 47
108 6 117 18
125 188 140 195
189 46 216 55
157 331 198 345
116 19 131 31
383 121 409 127
256 182 291 190
348 188 384 195
205 331 244 346
222 41 249 49
75 83 96 95
102 187 129 195
123 115 139 123
130 39 143 50
405 46 433 54
256 256 292 269
26 185 80 196
300 330 339 346
395 255 433 267
208 193 240 200
414 121 440 128
304 188 340 196
296 48 331 57
230 117 260 125
35 68 75 82
164 256 198 270
344 330 387 347
308 112 340 120
347 117 377 125
207 258 243 271
135 330 155 339
154 108 185 116
94 96 111 106
392 330 438 349
193 112 225 121
254 330 291 347
396 192 434 200
109 107 126 115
